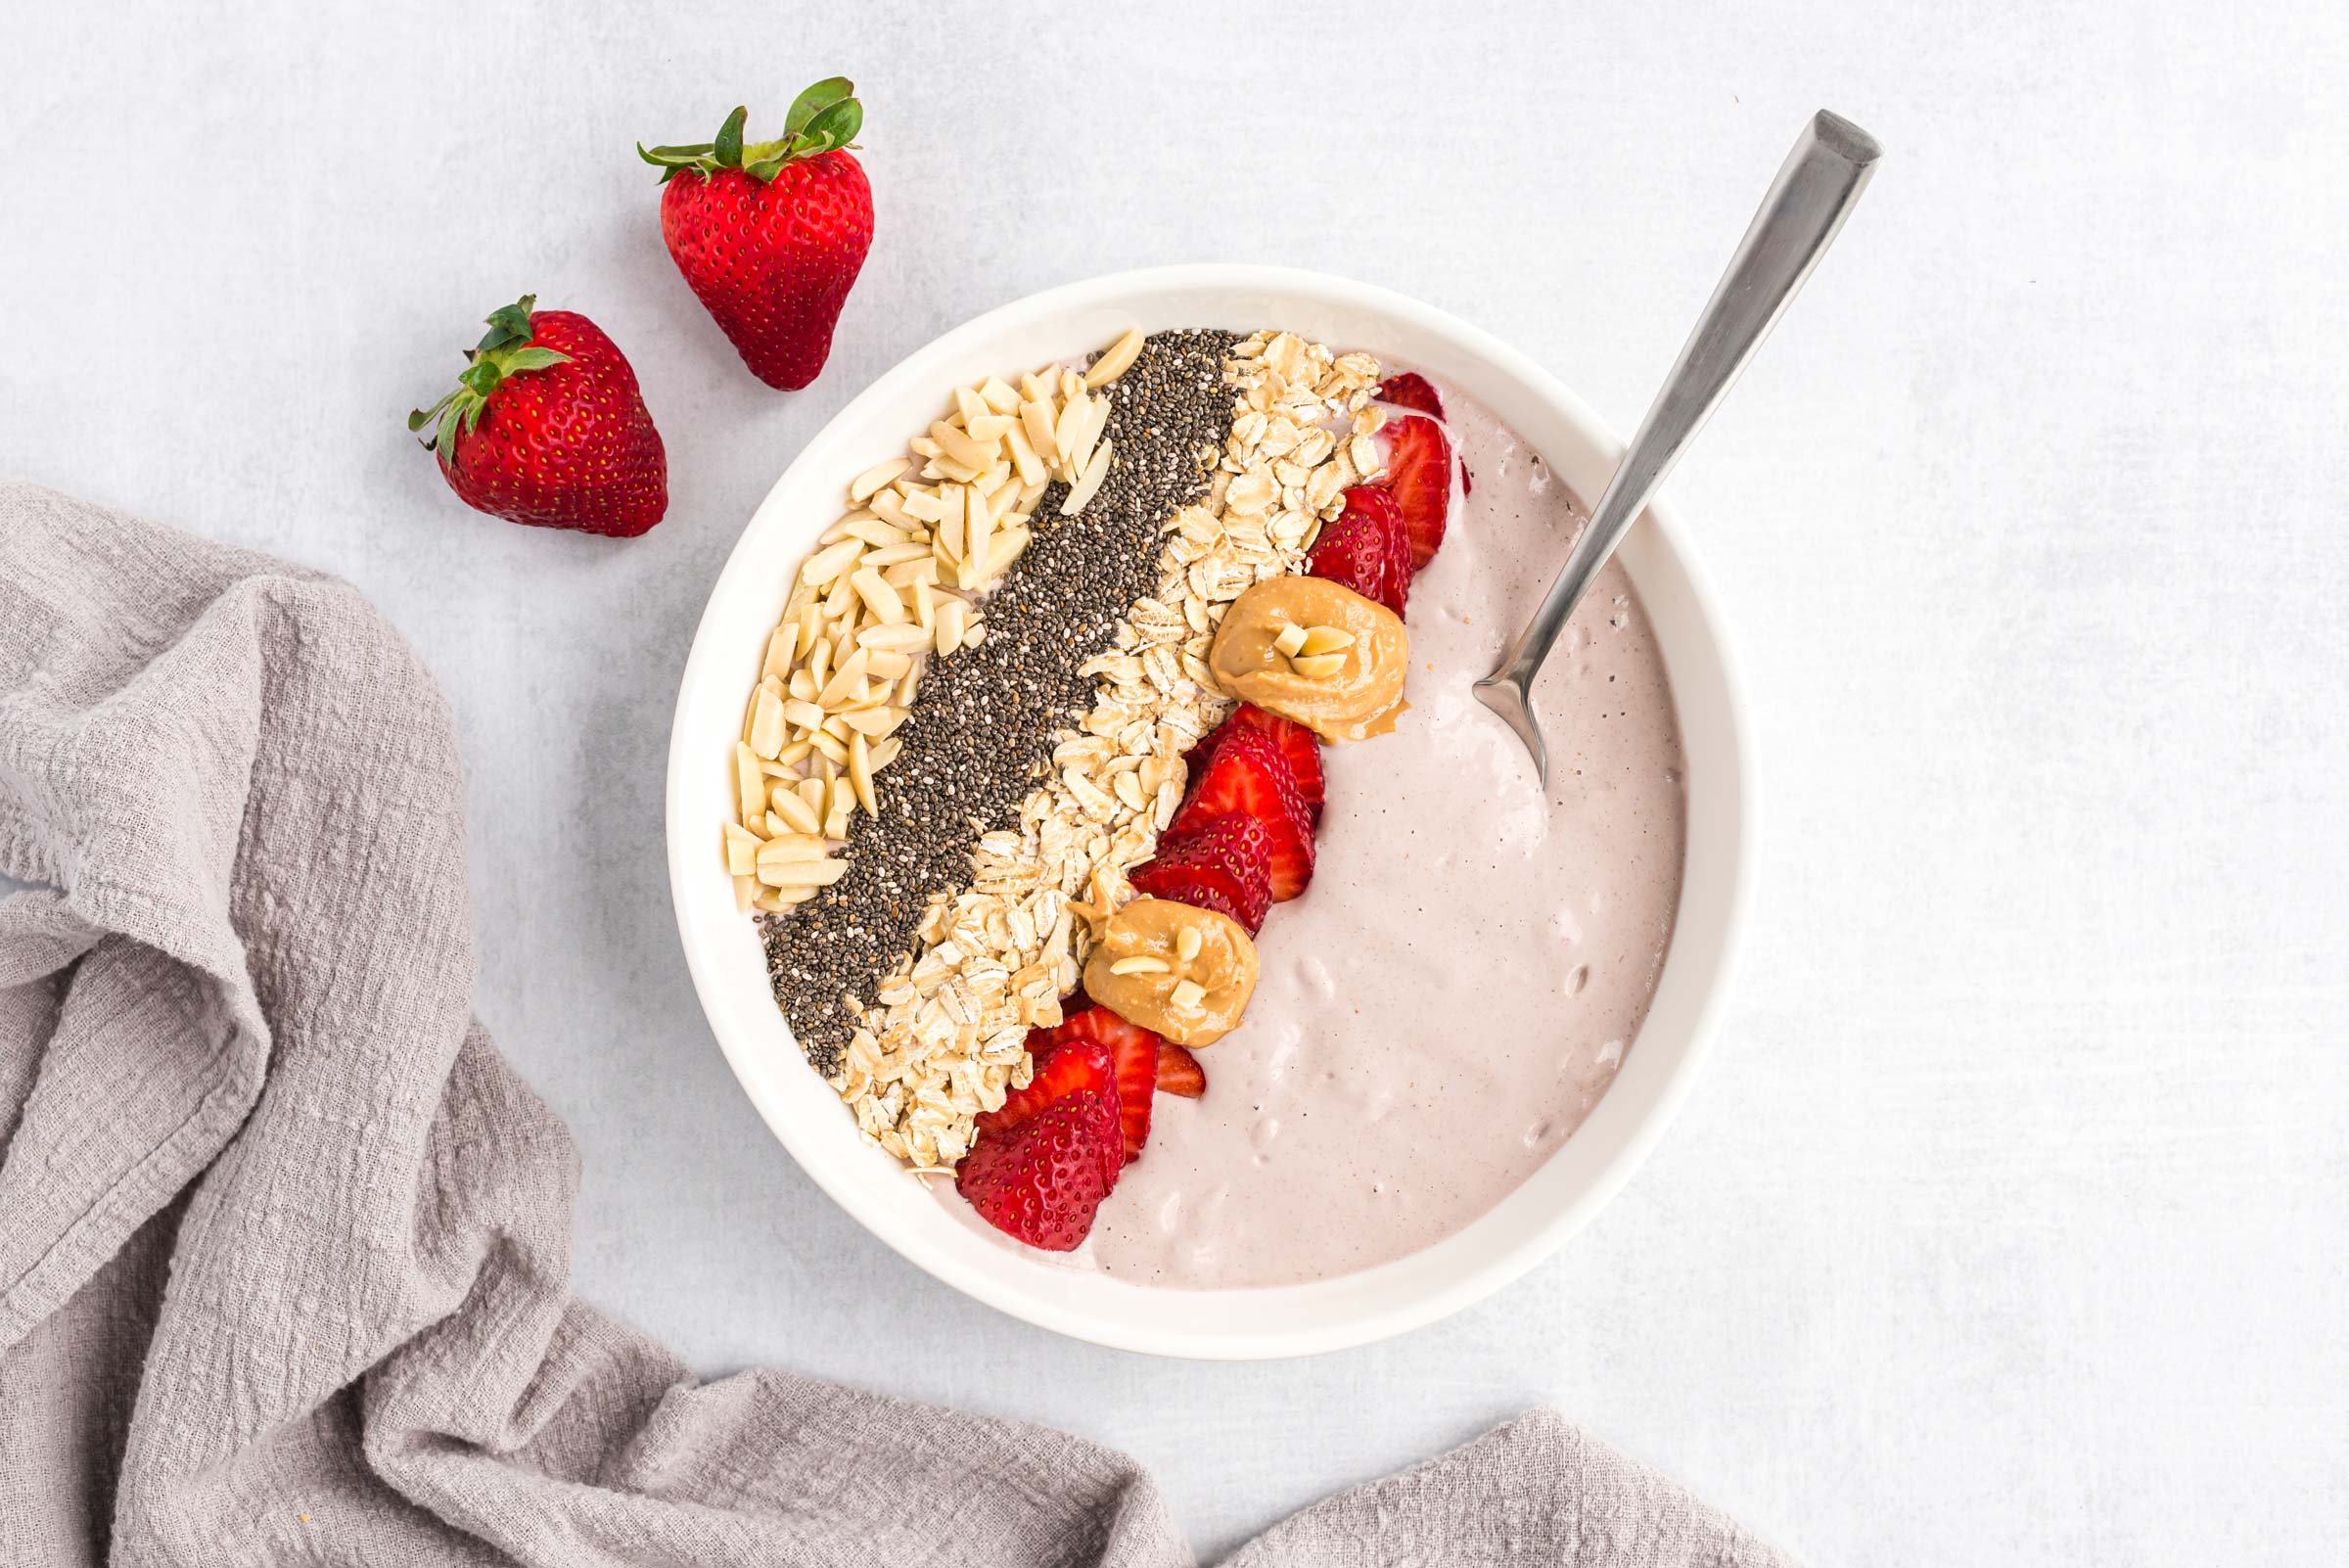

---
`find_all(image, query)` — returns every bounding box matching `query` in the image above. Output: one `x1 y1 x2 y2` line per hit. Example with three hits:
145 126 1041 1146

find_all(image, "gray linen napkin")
0 481 1796 1568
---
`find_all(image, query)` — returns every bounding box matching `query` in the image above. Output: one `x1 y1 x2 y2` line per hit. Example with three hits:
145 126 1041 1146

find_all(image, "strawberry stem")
404 295 572 462
636 81 862 184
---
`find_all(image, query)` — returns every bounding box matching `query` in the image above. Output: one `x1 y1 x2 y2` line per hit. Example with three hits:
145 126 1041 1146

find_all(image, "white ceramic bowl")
666 265 1753 1359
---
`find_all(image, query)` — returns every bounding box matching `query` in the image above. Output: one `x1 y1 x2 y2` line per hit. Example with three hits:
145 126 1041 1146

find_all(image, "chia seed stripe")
763 329 1240 1075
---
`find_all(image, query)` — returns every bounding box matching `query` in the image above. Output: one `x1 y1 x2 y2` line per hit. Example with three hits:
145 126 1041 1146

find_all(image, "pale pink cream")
945 375 1687 1287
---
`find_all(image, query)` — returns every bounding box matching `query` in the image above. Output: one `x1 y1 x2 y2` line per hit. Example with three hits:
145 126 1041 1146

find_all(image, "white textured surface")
4 3 2344 1562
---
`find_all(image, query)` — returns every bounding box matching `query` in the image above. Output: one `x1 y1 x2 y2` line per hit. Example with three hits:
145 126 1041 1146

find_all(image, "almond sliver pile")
723 330 1149 915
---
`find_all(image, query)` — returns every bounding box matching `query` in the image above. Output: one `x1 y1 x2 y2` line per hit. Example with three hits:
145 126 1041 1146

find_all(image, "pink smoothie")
941 378 1689 1287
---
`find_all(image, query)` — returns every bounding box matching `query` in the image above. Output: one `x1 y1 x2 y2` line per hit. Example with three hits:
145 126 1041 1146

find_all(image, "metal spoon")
1473 110 1881 787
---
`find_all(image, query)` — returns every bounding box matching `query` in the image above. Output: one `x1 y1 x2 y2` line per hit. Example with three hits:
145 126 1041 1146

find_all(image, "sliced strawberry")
1305 485 1411 616
978 1035 1115 1135
1227 704 1324 827
954 1085 1122 1251
1049 1006 1165 1164
1155 1043 1207 1098
1375 370 1445 419
1129 812 1273 934
1379 414 1452 572
1169 722 1315 901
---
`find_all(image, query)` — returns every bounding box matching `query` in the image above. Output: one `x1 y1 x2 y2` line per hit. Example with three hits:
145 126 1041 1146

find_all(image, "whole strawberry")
640 80 874 391
406 297 668 535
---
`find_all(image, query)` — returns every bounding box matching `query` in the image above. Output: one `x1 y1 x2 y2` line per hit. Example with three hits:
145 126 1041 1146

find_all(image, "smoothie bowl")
666 265 1752 1358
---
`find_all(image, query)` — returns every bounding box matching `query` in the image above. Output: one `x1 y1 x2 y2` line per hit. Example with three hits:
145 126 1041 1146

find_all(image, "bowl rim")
665 263 1756 1358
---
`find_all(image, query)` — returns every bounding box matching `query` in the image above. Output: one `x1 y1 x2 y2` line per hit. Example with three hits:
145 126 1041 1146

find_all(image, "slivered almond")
963 483 992 579
810 728 850 765
1051 392 1091 470
819 573 857 619
896 665 921 708
978 375 1021 414
1176 925 1203 963
963 413 1016 441
1109 954 1171 976
734 874 758 912
818 646 869 709
753 886 818 911
952 384 990 425
735 743 763 819
907 435 943 459
749 686 785 758
1298 625 1356 655
857 622 933 653
840 705 898 737
983 523 1029 581
1058 439 1114 515
1084 327 1145 388
898 485 949 524
801 536 862 586
883 557 940 588
1058 366 1083 403
850 569 905 625
759 855 851 890
844 517 909 548
848 730 879 813
1002 420 1044 484
936 487 966 558
782 697 827 731
936 596 969 656
787 667 816 701
911 576 936 630
1019 398 1059 460
869 736 901 770
762 810 796 839
1170 979 1207 1009
1019 370 1053 403
866 488 914 529
722 821 760 876
1272 623 1309 657
797 776 827 813
769 786 822 834
819 509 874 544
859 541 930 568
762 623 798 679
756 834 831 865
850 455 911 503
961 617 986 651
930 420 994 471
1289 652 1347 679
864 649 913 680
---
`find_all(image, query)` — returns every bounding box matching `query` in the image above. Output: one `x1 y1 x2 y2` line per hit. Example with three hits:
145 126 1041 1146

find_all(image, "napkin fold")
0 481 1794 1568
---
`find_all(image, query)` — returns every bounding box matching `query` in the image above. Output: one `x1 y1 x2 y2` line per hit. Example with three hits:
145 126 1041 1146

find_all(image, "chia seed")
764 328 1240 1074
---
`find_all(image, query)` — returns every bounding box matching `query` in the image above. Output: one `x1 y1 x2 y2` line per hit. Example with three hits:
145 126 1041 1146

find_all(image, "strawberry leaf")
501 346 571 373
713 106 746 168
784 76 853 136
800 97 860 153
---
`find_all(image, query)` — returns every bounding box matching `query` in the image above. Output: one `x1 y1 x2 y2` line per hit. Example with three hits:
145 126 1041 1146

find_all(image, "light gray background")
6 3 2345 1562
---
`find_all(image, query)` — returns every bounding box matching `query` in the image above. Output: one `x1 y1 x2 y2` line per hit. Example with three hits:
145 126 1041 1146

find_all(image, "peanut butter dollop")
1208 576 1409 743
1082 898 1259 1046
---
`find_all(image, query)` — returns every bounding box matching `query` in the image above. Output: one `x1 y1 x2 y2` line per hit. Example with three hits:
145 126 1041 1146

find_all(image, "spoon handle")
1485 110 1880 695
